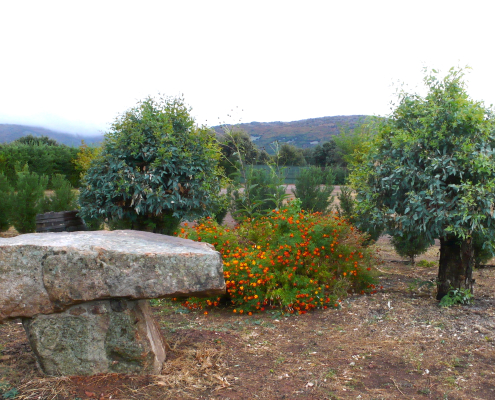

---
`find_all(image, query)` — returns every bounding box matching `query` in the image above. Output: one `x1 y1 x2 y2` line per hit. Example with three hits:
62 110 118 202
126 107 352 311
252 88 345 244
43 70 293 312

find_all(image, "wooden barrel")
36 211 87 233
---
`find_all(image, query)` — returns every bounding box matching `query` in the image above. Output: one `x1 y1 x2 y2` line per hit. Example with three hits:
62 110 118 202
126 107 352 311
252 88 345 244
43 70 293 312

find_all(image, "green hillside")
213 115 368 151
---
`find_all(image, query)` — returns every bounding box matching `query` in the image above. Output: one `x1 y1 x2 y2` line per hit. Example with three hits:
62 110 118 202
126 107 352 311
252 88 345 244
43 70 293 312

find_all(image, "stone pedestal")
22 299 166 376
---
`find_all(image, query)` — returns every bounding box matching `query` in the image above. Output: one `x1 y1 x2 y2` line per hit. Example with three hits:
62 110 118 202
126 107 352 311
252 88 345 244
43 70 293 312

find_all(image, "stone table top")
0 230 225 322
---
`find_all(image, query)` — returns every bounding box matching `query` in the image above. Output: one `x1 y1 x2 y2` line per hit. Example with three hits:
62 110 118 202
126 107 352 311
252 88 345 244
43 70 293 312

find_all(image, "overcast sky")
1 0 494 135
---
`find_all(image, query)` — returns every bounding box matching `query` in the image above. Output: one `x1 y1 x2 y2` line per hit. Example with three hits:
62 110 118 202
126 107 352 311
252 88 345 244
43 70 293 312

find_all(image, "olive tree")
78 96 222 234
354 67 495 300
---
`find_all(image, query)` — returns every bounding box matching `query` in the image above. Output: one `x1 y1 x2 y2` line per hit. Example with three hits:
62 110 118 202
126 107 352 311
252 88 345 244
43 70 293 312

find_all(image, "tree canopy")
275 143 306 166
0 140 79 187
78 96 222 234
353 67 495 299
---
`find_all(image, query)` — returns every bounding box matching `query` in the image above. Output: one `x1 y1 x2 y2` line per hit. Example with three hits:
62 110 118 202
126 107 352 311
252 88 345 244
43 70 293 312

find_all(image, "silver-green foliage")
336 186 384 245
353 67 495 298
355 67 495 247
78 96 222 234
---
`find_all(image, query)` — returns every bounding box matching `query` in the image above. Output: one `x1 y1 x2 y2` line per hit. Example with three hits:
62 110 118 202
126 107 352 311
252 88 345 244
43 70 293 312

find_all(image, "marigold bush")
176 199 379 315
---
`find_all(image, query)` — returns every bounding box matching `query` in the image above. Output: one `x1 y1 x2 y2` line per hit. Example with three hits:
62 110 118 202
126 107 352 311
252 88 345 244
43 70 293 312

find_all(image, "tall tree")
312 140 341 167
218 127 268 176
354 67 495 300
274 143 306 166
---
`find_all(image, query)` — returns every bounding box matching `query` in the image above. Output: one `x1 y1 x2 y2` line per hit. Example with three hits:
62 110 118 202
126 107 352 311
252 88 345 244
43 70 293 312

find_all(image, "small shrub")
336 186 355 221
209 192 229 225
177 199 378 314
292 166 334 213
49 174 78 211
11 164 49 234
391 233 431 265
331 166 347 185
417 260 437 268
472 232 495 268
40 174 78 213
439 287 473 307
231 166 287 221
0 173 12 231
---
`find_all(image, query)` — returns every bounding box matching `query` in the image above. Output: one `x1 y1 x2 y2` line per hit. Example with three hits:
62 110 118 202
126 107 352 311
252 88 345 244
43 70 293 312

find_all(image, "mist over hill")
212 115 368 151
0 124 103 146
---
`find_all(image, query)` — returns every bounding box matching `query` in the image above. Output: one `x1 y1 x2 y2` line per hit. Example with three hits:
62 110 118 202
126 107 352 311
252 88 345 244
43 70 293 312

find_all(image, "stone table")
0 230 225 376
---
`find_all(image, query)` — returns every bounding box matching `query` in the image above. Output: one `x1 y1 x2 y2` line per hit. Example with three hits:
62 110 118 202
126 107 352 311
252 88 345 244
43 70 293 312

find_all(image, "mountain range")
212 115 368 150
0 115 368 149
0 124 103 147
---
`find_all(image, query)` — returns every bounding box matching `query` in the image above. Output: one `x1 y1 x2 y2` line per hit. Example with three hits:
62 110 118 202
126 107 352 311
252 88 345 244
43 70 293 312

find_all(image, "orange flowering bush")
177 199 378 314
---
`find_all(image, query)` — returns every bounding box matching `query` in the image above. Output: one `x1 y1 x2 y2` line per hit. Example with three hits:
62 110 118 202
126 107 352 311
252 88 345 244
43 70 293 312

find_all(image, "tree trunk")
436 236 474 300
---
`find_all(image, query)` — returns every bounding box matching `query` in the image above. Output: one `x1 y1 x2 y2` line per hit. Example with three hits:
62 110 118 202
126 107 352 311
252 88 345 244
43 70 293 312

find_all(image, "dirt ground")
2 231 495 400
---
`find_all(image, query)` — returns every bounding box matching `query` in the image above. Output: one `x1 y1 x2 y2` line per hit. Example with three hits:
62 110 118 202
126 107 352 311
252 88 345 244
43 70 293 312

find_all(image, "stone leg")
22 299 166 376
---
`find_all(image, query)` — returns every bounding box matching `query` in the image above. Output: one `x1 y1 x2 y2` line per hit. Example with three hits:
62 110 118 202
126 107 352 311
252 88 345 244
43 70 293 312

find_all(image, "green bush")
336 186 384 245
42 174 78 212
472 232 495 268
336 186 355 221
211 193 229 225
0 173 12 231
391 233 432 264
439 287 473 307
78 96 222 235
292 166 334 213
331 166 347 185
231 165 287 221
0 141 79 187
417 260 437 268
178 199 378 314
11 164 49 233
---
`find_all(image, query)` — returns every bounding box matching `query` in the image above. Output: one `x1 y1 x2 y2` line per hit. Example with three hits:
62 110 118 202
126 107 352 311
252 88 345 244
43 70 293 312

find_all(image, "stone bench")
0 230 225 376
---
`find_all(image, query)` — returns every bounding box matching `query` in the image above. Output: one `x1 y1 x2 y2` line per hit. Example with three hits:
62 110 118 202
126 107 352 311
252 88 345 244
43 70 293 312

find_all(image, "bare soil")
2 213 495 399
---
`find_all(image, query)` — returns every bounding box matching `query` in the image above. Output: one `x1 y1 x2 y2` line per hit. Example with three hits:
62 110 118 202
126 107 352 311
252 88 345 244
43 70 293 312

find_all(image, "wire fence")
238 165 304 184
239 165 347 184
